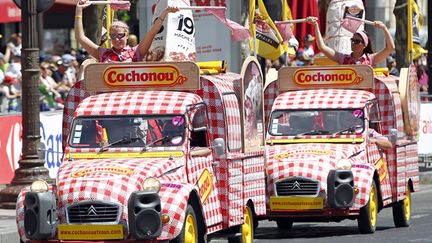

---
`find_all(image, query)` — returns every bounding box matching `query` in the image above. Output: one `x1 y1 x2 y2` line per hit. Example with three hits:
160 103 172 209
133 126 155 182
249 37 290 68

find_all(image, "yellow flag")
410 0 427 61
249 0 290 61
100 4 114 48
282 0 293 22
407 0 413 63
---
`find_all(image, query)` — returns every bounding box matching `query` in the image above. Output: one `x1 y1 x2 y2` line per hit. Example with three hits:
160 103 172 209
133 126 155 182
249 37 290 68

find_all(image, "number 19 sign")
148 0 197 62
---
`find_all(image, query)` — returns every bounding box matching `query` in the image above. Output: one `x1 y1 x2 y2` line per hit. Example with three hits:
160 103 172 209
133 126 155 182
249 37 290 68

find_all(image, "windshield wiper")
294 129 329 139
99 137 139 153
142 133 182 152
330 125 362 138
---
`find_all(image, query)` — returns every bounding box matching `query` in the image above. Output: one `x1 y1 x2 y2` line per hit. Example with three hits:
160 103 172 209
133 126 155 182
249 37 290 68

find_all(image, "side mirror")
212 138 225 156
389 128 397 144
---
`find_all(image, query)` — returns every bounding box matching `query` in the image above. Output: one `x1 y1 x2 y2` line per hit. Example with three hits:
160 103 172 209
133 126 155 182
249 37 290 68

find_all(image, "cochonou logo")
103 65 187 87
294 68 363 86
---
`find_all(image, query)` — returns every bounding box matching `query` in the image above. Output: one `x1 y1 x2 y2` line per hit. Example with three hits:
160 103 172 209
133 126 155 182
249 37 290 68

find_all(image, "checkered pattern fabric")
396 146 407 201
366 142 393 206
159 184 194 240
55 157 209 240
373 77 419 203
186 154 223 231
272 89 375 110
53 70 267 240
373 77 405 138
393 143 420 202
266 144 356 194
264 80 279 131
62 81 96 148
200 73 267 227
228 159 244 226
265 142 385 209
74 91 202 117
57 157 185 209
243 155 267 216
222 94 242 150
351 165 374 208
201 74 242 147
373 78 403 201
387 145 398 200
201 75 242 228
406 143 420 192
16 187 29 242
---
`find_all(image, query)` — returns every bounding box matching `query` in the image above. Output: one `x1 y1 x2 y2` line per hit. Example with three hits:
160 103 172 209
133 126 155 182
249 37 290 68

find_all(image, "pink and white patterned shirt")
337 52 375 67
98 45 142 63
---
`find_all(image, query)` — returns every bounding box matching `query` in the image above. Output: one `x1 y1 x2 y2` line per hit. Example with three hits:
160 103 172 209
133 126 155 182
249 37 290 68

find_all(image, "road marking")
411 214 429 219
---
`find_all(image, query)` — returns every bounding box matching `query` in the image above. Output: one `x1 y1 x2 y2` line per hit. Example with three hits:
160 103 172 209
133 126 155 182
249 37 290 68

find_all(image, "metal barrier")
420 92 432 102
419 154 432 172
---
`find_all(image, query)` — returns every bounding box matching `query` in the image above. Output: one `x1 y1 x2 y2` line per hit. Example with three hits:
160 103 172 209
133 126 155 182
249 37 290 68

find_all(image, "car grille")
67 201 121 224
275 177 320 196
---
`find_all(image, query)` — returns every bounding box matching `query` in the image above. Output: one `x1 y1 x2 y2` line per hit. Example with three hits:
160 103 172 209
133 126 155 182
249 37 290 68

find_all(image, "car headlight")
336 159 352 170
30 180 50 192
142 177 161 192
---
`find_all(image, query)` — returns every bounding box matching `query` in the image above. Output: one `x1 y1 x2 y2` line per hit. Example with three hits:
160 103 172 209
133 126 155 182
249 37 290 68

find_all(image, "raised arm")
137 6 179 58
306 17 339 63
371 21 395 65
2 43 12 64
75 0 100 60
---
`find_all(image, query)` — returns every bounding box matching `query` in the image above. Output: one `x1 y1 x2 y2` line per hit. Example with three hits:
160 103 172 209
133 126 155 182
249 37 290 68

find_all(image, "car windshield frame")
68 114 187 149
268 108 366 137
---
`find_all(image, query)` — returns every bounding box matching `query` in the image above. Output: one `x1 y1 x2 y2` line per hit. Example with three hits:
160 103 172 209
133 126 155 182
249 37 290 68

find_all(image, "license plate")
270 196 323 210
58 224 123 240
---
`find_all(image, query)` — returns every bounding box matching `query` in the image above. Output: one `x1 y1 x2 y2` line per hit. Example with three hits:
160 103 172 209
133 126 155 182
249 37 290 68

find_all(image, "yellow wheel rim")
370 185 377 227
242 206 253 243
184 213 197 243
404 186 411 220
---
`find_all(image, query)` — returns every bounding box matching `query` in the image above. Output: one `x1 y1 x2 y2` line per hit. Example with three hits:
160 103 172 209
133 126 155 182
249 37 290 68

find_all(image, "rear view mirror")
212 138 225 156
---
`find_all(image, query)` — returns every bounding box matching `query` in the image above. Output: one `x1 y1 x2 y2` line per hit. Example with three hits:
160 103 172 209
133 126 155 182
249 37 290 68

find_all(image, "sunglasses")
351 38 364 45
110 33 126 40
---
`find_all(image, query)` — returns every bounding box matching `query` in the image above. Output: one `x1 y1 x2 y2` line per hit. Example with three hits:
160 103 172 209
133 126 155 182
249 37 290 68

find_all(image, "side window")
190 105 209 147
222 93 242 151
369 101 381 130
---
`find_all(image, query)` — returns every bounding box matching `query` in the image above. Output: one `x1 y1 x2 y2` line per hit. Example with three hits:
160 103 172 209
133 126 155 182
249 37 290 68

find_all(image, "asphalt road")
210 184 432 243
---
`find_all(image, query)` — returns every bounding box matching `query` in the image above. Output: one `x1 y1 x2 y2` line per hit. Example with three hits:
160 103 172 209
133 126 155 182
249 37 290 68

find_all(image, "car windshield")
69 115 186 148
268 109 365 137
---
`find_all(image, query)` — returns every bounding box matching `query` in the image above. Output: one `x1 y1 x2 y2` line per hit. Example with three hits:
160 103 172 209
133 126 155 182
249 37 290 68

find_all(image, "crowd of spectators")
265 31 429 100
0 33 90 113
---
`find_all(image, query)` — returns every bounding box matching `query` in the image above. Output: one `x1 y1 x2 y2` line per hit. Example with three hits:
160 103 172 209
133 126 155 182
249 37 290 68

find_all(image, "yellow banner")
407 0 413 62
249 0 290 60
58 224 123 240
66 151 184 159
270 197 323 210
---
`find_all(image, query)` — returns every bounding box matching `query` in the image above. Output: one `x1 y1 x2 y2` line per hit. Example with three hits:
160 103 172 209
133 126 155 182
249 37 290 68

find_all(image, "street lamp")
0 0 54 209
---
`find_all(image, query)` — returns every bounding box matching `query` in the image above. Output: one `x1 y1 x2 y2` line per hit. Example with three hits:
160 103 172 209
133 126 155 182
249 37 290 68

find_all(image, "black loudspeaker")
24 192 57 240
128 191 162 240
327 170 355 208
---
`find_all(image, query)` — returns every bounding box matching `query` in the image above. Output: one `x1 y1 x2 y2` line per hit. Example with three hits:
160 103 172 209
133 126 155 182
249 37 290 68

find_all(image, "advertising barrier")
419 103 432 171
0 114 22 184
0 112 63 184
